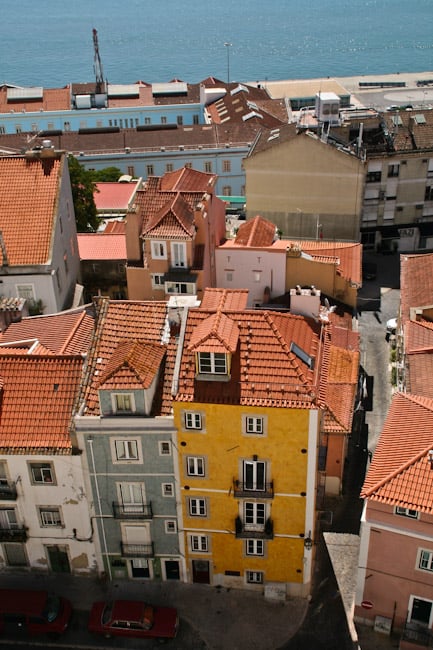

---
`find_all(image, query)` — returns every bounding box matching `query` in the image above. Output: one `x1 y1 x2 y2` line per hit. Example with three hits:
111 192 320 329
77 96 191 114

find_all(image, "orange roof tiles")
362 392 433 513
104 221 126 235
401 253 433 325
0 355 83 453
82 299 172 415
0 155 63 265
98 339 166 390
0 86 70 114
94 182 138 211
176 294 330 408
160 167 216 193
234 216 276 247
199 288 249 311
323 342 359 433
189 312 240 353
0 308 94 355
143 193 195 239
77 233 127 260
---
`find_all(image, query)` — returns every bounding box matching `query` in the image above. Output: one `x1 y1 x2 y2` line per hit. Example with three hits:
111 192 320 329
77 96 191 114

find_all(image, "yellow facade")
173 400 317 595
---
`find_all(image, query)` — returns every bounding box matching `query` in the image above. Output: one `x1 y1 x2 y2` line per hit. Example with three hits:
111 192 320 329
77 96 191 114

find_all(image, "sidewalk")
0 571 308 650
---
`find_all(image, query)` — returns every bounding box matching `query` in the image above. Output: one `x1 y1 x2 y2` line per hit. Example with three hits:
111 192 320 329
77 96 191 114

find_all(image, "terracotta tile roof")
361 392 433 513
82 298 172 415
323 335 360 433
159 167 216 192
206 82 288 128
94 182 138 211
234 216 276 247
0 155 63 265
199 288 249 311
401 253 433 325
77 233 126 260
0 308 94 355
189 312 240 353
143 192 195 239
176 292 330 408
0 86 70 113
103 221 126 234
0 355 83 453
381 109 433 151
403 320 433 398
97 339 166 390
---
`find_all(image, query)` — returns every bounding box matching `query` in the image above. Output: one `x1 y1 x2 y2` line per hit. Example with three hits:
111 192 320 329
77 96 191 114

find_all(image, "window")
223 160 231 173
0 126 5 135
222 186 232 196
243 460 266 491
184 411 202 430
161 116 167 124
246 570 264 584
151 241 167 259
114 440 139 461
15 124 22 134
127 166 135 176
31 123 38 132
198 352 227 375
0 508 18 529
193 115 199 125
3 543 27 567
16 284 35 301
171 242 186 268
145 117 151 125
246 539 264 556
118 483 144 512
162 483 174 497
425 186 433 201
177 115 183 125
166 282 195 295
165 520 177 534
243 415 266 435
388 164 400 178
204 162 212 173
0 461 8 485
29 463 55 485
395 506 418 519
244 502 266 528
39 507 62 527
166 163 173 173
366 171 381 183
187 456 205 477
226 271 233 282
190 535 208 552
151 273 165 289
112 393 135 413
146 164 154 176
185 162 192 169
419 549 433 572
189 498 207 517
159 441 171 456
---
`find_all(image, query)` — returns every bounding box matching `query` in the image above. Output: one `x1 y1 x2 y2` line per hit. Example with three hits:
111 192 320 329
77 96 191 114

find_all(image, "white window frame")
165 281 195 295
188 498 207 517
198 352 227 375
162 483 174 497
246 539 264 556
151 273 165 289
184 411 203 430
112 439 141 463
243 460 266 491
223 160 231 173
151 241 167 260
418 548 433 573
159 441 171 456
39 507 63 528
170 242 187 268
118 482 145 512
29 462 55 485
111 393 136 413
189 534 209 553
246 570 264 584
243 415 266 435
165 520 177 534
244 502 266 529
395 506 418 519
187 456 205 477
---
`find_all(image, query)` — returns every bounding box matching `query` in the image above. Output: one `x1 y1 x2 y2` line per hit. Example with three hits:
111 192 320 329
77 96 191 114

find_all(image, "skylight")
290 342 315 369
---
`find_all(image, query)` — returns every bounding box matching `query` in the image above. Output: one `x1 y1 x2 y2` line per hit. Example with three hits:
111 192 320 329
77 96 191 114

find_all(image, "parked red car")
0 589 72 635
88 599 179 640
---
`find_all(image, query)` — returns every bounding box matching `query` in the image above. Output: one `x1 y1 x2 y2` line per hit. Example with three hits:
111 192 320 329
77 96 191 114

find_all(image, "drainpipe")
87 437 112 581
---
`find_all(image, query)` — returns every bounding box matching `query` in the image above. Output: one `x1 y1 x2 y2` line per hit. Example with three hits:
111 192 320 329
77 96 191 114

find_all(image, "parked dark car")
88 599 179 640
0 589 72 636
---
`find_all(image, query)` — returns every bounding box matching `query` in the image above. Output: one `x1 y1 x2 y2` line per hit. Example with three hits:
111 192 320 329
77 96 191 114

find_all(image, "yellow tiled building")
173 288 331 596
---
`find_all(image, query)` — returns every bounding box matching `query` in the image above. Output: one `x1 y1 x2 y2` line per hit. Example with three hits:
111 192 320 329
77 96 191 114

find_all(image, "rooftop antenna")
92 28 106 94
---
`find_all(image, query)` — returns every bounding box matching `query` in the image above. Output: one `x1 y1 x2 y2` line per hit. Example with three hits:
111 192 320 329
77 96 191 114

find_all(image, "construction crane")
92 28 105 94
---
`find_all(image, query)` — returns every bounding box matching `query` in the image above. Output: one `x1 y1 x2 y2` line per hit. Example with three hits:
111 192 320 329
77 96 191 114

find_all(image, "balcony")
401 621 433 648
0 525 27 542
120 542 154 558
0 482 17 500
233 479 274 499
112 502 153 520
235 516 274 539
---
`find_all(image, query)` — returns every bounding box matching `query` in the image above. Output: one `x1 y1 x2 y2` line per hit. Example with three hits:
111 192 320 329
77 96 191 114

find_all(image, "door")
46 545 70 573
410 597 433 626
129 558 150 579
192 560 210 584
244 461 265 491
165 560 180 580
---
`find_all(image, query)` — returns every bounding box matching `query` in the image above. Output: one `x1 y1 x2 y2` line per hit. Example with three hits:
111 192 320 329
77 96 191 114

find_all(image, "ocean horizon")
1 0 432 87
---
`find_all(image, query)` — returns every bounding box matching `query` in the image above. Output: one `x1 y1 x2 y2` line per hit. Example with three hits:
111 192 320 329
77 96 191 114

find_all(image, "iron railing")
112 502 153 519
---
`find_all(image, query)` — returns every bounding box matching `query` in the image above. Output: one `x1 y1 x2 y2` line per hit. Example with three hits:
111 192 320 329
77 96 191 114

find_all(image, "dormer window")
112 393 136 413
198 352 227 375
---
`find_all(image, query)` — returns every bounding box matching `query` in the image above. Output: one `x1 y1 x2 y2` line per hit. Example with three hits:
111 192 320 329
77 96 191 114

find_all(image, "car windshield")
42 595 61 623
102 603 113 625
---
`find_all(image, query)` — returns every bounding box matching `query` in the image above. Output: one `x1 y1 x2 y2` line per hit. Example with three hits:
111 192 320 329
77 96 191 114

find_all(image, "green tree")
68 156 99 232
90 166 123 182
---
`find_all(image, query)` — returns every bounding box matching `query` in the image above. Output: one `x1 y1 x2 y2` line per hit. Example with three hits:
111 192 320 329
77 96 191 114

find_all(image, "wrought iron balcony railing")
112 502 153 519
232 479 274 499
0 526 27 542
0 482 17 500
401 621 433 648
120 542 154 558
235 516 274 539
